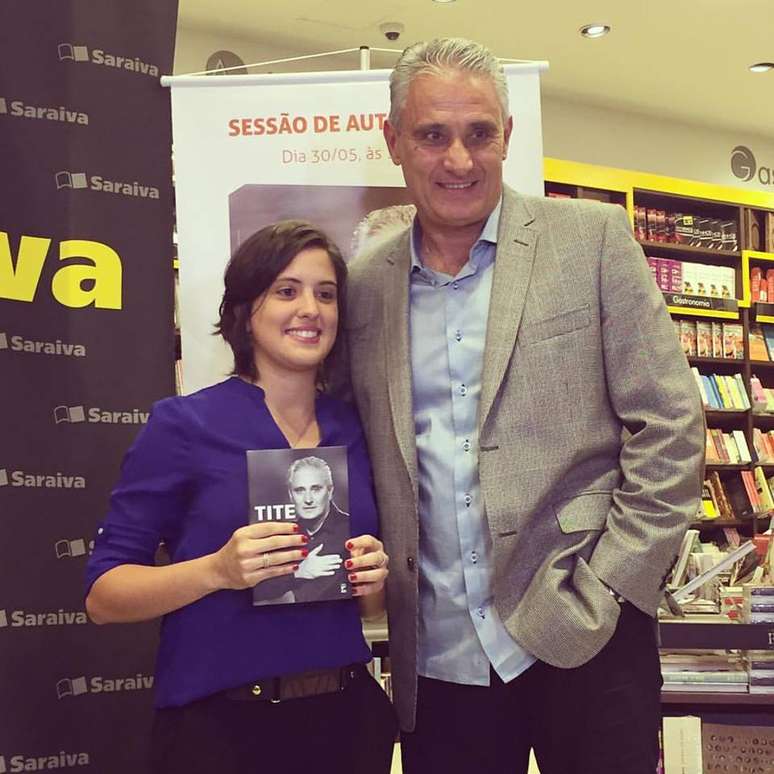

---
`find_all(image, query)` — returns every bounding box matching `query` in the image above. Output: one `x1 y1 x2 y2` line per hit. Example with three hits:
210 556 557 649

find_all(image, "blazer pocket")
553 491 612 533
519 304 591 346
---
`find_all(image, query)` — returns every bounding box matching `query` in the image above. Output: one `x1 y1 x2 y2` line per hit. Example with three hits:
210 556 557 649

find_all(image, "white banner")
166 65 547 393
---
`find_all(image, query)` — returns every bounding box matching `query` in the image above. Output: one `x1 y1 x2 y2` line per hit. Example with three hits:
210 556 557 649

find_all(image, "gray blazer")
340 186 705 731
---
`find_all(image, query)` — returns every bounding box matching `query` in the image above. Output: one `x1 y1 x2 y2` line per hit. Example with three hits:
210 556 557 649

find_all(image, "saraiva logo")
0 94 88 125
0 230 123 310
0 751 90 772
58 43 160 77
56 673 154 698
55 170 160 199
0 331 86 357
0 467 86 489
55 537 94 559
0 608 88 628
731 145 774 186
53 404 149 425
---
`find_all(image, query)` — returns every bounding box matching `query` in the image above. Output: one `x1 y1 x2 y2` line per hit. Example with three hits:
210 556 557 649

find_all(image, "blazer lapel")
382 231 418 495
480 190 538 432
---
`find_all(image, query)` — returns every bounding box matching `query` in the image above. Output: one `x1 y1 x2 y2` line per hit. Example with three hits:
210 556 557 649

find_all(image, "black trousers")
401 603 662 774
150 664 397 774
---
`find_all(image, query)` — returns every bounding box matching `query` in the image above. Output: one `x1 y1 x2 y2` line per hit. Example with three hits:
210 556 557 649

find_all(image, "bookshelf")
545 159 774 535
546 159 774 722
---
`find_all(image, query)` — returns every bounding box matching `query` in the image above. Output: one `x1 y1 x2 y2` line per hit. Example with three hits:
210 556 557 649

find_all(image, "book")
762 324 774 360
662 716 703 773
749 325 770 361
711 322 723 358
722 323 744 360
247 446 352 606
695 321 712 358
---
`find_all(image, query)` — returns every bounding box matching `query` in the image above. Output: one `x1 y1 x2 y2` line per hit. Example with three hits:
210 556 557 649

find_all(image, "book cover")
709 472 733 518
749 325 770 361
696 321 712 358
732 373 751 409
680 320 697 357
751 266 762 302
247 446 352 606
731 430 752 463
761 324 774 360
711 322 723 358
722 323 744 360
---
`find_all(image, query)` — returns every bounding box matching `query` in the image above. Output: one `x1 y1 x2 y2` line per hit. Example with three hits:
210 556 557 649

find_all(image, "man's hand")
294 543 343 579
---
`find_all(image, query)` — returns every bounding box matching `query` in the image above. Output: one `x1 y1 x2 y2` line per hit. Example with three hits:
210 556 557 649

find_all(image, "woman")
85 221 396 774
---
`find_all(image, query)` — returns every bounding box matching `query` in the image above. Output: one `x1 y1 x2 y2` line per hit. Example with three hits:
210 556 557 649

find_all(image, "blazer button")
407 557 416 572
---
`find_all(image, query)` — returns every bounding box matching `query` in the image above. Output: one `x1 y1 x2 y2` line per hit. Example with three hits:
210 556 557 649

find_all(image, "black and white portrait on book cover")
247 446 351 606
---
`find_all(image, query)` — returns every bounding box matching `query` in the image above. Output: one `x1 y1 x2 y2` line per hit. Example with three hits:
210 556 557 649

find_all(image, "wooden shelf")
661 691 774 705
688 356 746 367
690 519 748 529
706 463 748 471
639 240 741 260
659 621 774 650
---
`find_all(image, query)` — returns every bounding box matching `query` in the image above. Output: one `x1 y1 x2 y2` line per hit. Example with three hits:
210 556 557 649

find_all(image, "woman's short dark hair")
215 220 347 383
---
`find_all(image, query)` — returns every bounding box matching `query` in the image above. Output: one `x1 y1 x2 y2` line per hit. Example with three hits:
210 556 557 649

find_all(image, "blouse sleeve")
85 397 191 594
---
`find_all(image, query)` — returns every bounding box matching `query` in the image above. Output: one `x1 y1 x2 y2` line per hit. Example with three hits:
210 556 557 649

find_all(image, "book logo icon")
0 332 8 349
55 539 87 559
0 610 8 628
0 98 7 114
56 676 88 699
731 145 756 183
58 43 89 62
53 405 85 424
55 171 88 190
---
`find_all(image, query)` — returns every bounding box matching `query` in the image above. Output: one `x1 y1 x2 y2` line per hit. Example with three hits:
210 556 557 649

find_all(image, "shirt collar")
410 196 503 274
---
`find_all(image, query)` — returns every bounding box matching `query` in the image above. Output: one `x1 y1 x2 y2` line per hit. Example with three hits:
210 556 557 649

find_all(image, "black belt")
223 664 362 703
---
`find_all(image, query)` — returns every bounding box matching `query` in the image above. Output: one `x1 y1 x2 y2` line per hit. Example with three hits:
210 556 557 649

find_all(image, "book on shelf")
749 325 770 361
711 322 723 358
671 529 700 588
696 321 712 357
247 446 352 607
762 324 774 360
662 716 703 774
722 323 745 360
700 481 718 519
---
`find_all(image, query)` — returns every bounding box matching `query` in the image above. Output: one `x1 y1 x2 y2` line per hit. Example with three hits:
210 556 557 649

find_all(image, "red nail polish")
292 524 300 532
349 573 357 581
345 559 353 569
301 549 309 557
301 535 309 544
346 541 354 550
292 564 299 571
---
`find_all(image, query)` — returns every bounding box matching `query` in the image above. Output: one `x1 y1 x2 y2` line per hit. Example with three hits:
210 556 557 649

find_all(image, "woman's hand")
210 522 309 590
294 543 343 579
345 535 389 598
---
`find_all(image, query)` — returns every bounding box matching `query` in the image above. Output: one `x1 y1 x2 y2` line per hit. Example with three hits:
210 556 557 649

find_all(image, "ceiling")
178 0 773 140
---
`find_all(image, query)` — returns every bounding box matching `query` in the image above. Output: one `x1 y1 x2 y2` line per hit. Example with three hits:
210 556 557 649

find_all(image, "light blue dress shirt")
409 200 536 686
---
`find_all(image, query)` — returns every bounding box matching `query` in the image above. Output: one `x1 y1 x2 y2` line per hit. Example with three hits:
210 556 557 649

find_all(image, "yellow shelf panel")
666 306 739 319
544 158 774 211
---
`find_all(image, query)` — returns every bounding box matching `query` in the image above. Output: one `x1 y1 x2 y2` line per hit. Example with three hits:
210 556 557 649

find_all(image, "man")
341 38 704 774
287 456 350 602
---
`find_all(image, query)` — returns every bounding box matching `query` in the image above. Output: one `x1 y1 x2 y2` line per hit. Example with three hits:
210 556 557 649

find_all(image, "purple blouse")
85 377 377 708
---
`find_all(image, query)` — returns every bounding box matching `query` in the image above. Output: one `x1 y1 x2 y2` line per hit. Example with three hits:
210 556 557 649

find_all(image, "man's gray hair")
287 456 333 488
389 38 509 129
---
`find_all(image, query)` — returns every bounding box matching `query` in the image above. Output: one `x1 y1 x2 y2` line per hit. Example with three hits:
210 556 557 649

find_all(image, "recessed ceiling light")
580 23 610 39
432 0 456 3
749 62 774 73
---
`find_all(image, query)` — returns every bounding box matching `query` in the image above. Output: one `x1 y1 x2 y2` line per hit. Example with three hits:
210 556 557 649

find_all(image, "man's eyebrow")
412 122 445 136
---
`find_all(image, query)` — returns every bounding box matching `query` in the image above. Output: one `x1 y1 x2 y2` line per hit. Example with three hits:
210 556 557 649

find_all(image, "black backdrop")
0 2 177 770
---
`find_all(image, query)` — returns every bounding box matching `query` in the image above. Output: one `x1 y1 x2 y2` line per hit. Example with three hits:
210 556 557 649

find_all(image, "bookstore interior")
5 4 774 774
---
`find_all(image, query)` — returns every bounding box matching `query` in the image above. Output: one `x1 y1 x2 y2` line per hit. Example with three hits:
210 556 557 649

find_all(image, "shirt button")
407 557 416 572
477 607 486 619
455 331 462 342
464 493 472 506
463 439 471 452
471 551 478 563
459 384 467 396
452 281 459 290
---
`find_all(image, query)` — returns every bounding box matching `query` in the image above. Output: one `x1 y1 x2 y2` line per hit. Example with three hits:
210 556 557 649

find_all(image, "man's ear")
502 115 513 160
383 120 401 166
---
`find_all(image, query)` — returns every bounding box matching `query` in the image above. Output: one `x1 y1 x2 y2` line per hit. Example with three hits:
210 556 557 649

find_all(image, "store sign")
731 145 774 187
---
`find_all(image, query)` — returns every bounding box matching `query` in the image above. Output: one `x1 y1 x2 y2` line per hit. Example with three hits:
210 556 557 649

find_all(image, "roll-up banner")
0 2 177 771
165 63 547 393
